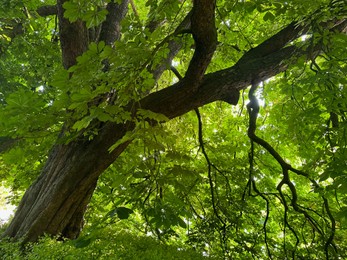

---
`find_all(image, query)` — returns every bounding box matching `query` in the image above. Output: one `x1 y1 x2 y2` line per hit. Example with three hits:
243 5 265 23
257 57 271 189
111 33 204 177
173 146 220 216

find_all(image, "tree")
0 0 347 258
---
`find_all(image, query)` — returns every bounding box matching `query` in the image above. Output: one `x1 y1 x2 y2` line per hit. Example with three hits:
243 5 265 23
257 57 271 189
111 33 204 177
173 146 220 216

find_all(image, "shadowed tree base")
2 122 130 242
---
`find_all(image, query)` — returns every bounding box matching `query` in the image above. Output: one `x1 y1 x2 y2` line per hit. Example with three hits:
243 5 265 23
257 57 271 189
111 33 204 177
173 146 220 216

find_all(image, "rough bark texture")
3 122 131 242
99 0 129 45
184 0 217 89
3 0 346 243
36 5 57 17
57 0 88 69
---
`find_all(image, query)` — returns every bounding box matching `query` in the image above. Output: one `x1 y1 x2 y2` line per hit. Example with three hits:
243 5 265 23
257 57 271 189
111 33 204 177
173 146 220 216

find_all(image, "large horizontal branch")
139 45 299 118
86 36 305 165
145 20 301 118
237 22 307 63
139 18 347 119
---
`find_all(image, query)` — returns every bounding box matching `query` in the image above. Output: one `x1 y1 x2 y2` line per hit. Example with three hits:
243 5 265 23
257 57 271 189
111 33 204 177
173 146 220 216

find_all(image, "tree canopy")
0 0 347 259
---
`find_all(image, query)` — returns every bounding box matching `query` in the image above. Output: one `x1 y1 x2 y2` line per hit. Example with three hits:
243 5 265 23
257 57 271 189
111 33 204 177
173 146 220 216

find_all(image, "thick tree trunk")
2 122 130 242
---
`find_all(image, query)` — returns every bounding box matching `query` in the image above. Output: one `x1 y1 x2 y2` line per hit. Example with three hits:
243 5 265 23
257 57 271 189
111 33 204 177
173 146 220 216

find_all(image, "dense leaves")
0 228 207 259
0 0 347 259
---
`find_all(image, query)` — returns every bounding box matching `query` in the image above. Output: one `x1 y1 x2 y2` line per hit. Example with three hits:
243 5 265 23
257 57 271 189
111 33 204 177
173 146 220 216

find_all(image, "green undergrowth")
0 228 210 260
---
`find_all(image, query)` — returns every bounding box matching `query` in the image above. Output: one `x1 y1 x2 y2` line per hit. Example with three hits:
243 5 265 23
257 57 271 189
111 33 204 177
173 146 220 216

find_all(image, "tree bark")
57 0 88 69
3 122 131 242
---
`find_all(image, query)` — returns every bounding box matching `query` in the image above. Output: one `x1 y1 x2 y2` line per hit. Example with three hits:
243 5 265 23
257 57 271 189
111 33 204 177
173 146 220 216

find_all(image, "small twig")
129 0 139 17
194 107 227 253
170 66 183 80
195 108 224 223
323 197 337 257
252 181 272 259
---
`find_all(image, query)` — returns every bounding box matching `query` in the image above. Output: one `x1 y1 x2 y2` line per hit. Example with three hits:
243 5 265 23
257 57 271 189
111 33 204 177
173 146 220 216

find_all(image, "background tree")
0 0 347 258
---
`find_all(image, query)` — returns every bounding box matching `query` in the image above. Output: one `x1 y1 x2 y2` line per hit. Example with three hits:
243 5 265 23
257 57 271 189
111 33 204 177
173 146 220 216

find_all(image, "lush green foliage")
0 227 207 259
1 0 347 259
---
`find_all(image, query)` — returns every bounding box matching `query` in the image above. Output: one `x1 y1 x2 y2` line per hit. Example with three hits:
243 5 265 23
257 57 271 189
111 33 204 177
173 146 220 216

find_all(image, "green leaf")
70 88 93 102
133 171 148 178
137 109 169 122
72 116 93 131
74 238 92 248
263 11 275 21
62 1 80 22
108 131 134 152
83 9 108 28
110 207 134 219
51 69 70 90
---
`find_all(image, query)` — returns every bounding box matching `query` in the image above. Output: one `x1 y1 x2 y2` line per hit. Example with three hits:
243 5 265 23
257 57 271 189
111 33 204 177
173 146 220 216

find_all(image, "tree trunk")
2 123 130 242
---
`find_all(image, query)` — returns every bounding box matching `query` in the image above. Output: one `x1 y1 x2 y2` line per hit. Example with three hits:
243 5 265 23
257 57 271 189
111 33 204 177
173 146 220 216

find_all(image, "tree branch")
36 5 57 17
150 12 192 81
184 0 217 90
140 44 300 118
140 16 347 117
99 0 130 45
57 0 89 69
246 74 338 256
129 0 139 17
237 22 307 64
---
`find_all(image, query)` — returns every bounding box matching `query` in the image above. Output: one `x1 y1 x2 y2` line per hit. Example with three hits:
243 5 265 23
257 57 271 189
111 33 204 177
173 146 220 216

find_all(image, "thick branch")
37 5 58 17
184 0 217 89
140 18 347 120
237 22 307 63
140 45 300 118
99 0 130 45
57 0 88 69
151 12 191 80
